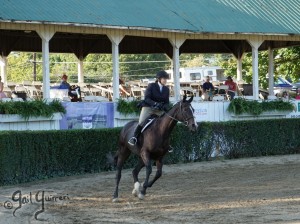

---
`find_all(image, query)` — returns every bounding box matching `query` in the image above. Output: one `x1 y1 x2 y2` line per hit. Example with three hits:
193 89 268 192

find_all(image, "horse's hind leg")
147 159 163 188
132 158 145 197
112 146 131 203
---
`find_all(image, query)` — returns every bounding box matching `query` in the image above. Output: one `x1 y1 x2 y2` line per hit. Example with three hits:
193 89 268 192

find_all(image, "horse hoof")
132 189 138 197
112 198 119 203
138 193 145 200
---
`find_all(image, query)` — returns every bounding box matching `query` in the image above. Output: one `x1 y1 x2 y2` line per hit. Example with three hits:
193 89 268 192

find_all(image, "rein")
165 102 195 126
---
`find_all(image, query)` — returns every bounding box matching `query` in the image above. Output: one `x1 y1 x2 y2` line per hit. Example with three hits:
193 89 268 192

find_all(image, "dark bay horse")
112 96 198 202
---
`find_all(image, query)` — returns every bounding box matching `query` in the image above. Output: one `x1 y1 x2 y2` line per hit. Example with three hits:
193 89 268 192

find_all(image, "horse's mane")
151 101 182 127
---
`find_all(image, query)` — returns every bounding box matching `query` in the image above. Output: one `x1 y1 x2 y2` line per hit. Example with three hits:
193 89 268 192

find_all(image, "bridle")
165 101 195 126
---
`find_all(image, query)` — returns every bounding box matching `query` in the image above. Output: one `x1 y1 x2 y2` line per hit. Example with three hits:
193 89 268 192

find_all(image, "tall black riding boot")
128 125 143 146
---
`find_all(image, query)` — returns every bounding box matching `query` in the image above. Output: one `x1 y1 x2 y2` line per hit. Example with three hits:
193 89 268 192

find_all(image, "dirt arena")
0 154 300 224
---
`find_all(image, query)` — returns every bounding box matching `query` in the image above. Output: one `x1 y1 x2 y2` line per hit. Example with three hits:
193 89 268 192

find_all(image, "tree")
6 46 300 86
119 54 170 80
216 46 300 89
7 52 43 82
180 54 214 67
275 46 300 82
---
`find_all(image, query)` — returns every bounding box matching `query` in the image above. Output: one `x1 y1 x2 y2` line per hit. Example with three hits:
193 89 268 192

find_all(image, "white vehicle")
166 66 225 83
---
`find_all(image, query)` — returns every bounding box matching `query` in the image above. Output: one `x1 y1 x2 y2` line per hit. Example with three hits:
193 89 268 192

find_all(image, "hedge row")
1 119 300 186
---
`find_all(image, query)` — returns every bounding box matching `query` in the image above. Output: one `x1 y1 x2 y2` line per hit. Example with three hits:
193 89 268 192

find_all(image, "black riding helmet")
156 70 169 80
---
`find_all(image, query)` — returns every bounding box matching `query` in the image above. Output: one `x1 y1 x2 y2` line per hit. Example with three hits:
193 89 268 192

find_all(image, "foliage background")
216 47 300 89
7 47 299 85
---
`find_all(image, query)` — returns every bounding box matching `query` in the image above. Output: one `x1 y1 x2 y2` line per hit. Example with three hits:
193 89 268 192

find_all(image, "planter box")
230 110 292 120
0 113 63 131
114 112 139 127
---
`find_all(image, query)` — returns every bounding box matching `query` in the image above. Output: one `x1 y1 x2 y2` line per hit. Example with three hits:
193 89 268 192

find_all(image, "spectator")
59 73 70 89
282 91 289 101
119 78 130 97
295 89 300 100
59 74 81 102
202 76 214 101
0 76 7 99
225 76 237 100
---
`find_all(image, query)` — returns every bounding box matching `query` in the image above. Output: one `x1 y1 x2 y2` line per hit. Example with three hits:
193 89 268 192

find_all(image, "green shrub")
116 98 141 115
0 100 66 120
228 98 294 115
0 119 300 186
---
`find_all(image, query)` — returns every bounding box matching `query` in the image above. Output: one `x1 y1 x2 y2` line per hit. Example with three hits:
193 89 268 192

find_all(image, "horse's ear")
188 95 193 103
183 94 187 102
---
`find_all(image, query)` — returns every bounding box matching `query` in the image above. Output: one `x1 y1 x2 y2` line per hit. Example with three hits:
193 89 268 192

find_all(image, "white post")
247 39 263 100
268 46 274 96
169 37 186 101
0 55 7 85
78 57 84 83
107 34 124 102
236 54 243 82
37 29 55 99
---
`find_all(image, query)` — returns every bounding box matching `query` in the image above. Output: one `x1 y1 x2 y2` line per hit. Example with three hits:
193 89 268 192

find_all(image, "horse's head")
171 95 198 132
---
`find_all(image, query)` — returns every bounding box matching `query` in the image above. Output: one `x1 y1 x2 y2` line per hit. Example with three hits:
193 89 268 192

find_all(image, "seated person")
295 90 300 100
59 74 70 89
59 74 82 102
119 78 130 97
202 76 214 101
0 76 7 99
281 91 289 101
224 76 237 100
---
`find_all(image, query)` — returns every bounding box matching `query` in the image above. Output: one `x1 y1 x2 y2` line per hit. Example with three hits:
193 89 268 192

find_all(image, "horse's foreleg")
132 158 145 197
139 150 152 200
147 159 163 188
132 158 145 183
112 147 130 203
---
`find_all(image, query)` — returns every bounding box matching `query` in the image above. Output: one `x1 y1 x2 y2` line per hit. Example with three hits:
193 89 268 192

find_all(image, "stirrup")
168 146 174 153
128 137 137 146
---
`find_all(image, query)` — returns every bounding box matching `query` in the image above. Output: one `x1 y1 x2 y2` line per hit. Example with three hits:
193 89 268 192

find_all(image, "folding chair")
216 85 230 100
131 86 143 100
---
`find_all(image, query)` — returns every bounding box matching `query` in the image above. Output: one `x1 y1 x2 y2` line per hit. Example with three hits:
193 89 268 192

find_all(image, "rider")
128 70 170 146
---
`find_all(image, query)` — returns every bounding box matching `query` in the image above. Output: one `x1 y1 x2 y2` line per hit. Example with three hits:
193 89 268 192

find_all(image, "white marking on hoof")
112 198 119 203
132 189 138 197
134 182 141 191
132 182 140 197
138 193 144 200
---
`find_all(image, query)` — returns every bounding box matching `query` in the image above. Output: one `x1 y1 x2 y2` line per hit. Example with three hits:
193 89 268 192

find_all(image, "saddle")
140 114 159 133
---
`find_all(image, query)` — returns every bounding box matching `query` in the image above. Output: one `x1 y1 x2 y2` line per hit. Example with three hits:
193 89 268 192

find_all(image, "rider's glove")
152 102 164 110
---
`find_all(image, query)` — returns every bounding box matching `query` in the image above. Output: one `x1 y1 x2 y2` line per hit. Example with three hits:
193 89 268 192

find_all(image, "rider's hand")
152 102 164 110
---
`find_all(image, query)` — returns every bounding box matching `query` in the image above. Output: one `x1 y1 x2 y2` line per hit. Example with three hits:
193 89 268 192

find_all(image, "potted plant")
227 98 294 117
116 98 141 116
114 98 141 127
0 100 66 130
